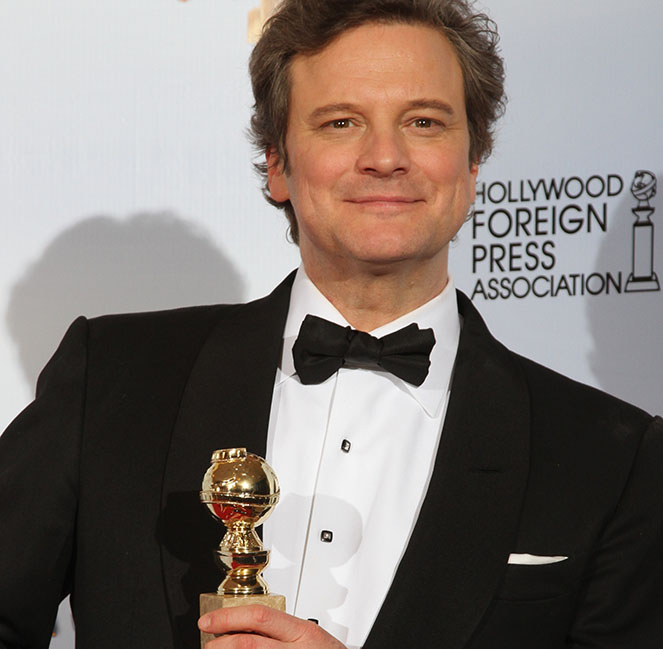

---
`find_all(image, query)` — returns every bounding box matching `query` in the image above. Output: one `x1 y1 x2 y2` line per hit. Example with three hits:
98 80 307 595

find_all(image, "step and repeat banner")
1 1 661 646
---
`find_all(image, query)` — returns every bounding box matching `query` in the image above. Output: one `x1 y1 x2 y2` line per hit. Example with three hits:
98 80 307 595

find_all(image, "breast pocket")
497 553 587 601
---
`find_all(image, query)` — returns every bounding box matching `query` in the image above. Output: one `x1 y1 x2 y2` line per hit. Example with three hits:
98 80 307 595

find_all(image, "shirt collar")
277 266 461 418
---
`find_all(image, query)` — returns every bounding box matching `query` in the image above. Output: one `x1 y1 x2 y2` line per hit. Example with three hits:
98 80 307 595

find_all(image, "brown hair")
249 0 506 243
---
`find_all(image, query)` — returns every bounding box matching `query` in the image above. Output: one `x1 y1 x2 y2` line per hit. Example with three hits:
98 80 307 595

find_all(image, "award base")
200 592 286 647
625 273 660 292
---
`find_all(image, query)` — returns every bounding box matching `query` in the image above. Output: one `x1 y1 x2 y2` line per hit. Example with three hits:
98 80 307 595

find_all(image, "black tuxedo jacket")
1 273 662 649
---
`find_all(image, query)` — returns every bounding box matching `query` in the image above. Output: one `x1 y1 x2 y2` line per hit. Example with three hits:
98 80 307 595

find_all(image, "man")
0 1 661 648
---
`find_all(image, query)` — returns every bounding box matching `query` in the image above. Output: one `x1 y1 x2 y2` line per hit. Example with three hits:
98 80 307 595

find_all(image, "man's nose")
356 127 410 177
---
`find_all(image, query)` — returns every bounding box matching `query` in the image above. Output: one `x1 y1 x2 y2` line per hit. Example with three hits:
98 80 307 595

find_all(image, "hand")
198 605 347 649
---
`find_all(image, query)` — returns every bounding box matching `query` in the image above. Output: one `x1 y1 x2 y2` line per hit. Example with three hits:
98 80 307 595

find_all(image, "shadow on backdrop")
6 212 245 390
586 171 663 414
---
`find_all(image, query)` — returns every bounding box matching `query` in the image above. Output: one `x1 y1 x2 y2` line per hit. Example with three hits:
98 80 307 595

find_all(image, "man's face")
268 22 478 279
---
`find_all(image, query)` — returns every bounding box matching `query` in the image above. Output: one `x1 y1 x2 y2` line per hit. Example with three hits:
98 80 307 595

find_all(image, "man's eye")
327 119 352 129
413 118 435 128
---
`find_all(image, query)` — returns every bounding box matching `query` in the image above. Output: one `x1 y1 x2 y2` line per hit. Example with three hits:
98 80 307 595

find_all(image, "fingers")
199 605 310 643
198 605 346 649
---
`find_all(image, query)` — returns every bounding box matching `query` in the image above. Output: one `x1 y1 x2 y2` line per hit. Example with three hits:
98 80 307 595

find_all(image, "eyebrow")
309 103 361 122
407 99 456 116
308 99 456 122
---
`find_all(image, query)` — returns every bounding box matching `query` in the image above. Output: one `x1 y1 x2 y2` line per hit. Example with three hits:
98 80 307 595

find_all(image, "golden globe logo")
248 0 282 42
178 0 281 43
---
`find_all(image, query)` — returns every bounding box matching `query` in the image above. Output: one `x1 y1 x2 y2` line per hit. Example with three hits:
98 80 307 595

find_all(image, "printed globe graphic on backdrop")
625 170 659 293
631 170 657 205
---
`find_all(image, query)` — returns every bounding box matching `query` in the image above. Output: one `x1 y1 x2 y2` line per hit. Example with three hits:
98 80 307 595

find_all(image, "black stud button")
320 530 333 543
341 439 351 453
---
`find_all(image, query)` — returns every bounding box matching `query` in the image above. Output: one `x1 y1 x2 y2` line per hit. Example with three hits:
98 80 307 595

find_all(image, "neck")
301 256 450 332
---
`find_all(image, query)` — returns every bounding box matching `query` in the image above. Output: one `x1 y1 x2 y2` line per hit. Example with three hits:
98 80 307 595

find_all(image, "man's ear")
468 160 479 203
266 148 289 202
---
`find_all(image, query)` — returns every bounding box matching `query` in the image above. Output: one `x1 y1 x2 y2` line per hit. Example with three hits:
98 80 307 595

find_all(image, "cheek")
421 152 475 204
288 145 352 202
419 148 467 182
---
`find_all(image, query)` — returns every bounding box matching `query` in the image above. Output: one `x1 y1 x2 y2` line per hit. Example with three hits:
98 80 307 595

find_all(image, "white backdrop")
1 1 661 646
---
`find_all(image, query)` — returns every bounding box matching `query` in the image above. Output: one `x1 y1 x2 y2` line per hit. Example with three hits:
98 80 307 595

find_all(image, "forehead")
288 22 465 111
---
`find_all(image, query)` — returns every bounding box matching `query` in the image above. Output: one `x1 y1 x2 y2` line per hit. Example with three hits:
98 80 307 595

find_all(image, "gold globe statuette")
199 448 285 645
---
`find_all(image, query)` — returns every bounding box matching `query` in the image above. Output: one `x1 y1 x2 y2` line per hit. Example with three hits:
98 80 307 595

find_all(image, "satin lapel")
365 292 531 649
158 273 294 648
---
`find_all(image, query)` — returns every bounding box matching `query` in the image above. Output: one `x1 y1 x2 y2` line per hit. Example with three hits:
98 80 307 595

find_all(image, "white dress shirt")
263 267 461 648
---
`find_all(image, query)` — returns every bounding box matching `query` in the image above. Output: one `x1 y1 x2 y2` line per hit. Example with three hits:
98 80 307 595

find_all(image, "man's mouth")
347 196 422 205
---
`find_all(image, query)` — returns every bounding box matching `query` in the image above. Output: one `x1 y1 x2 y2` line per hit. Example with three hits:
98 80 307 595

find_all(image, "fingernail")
199 615 211 630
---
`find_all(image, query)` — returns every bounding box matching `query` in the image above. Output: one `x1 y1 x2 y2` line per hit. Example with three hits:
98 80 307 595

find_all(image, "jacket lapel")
159 273 294 648
159 279 529 649
365 291 531 649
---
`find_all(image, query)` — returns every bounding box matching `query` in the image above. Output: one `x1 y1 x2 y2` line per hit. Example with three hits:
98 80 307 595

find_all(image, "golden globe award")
199 448 285 647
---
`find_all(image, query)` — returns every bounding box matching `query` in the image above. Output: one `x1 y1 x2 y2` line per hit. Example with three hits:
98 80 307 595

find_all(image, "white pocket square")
508 553 568 565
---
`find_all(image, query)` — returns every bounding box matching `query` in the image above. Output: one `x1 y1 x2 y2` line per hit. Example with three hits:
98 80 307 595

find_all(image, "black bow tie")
292 314 436 386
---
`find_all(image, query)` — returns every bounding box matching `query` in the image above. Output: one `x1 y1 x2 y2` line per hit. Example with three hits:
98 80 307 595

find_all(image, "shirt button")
341 439 351 453
320 530 333 543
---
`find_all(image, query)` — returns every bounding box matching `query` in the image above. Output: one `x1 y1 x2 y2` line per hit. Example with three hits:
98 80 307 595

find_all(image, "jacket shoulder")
84 274 293 361
514 352 653 433
457 289 654 431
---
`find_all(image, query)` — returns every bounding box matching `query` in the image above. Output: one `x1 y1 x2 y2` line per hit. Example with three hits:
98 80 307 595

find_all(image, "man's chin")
345 248 438 272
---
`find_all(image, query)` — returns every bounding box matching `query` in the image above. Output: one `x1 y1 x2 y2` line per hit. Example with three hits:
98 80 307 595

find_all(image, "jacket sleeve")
569 415 663 648
0 317 88 649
